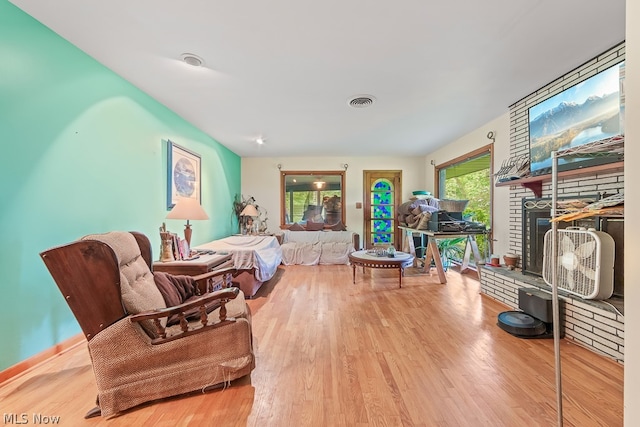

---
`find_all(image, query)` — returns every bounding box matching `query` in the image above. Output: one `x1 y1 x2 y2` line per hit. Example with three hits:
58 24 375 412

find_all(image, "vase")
503 254 519 270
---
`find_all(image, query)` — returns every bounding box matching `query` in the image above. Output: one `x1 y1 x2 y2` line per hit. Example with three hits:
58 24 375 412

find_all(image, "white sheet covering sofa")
280 230 358 265
196 235 282 297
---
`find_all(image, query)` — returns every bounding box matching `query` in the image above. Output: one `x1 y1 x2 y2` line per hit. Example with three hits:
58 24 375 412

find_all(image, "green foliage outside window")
442 167 491 264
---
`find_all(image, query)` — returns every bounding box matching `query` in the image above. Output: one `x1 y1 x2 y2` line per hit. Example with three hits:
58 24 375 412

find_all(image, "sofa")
195 235 283 298
280 230 359 265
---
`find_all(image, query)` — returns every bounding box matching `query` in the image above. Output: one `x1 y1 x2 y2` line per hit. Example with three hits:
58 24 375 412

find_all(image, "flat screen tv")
528 61 625 175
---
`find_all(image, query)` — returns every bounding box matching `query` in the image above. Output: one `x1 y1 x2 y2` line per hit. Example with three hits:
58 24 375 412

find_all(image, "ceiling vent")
348 95 376 108
180 53 204 67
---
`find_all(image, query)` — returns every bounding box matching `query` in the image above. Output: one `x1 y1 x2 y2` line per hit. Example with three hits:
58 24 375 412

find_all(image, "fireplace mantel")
495 161 624 197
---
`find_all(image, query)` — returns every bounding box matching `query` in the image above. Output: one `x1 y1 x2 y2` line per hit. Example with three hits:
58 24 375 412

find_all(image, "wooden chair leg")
84 395 101 418
202 382 226 393
84 406 101 419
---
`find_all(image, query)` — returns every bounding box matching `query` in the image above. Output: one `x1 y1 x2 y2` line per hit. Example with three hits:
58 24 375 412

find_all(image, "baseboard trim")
0 333 85 385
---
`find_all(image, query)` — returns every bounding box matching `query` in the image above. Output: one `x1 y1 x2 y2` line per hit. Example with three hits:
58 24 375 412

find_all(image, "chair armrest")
130 287 240 344
191 267 236 293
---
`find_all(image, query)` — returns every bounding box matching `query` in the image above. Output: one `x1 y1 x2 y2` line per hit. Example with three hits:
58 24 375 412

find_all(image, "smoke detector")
180 53 204 67
348 95 376 108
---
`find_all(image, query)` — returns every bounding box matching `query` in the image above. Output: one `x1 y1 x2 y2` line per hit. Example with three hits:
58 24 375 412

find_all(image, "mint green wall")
0 1 241 371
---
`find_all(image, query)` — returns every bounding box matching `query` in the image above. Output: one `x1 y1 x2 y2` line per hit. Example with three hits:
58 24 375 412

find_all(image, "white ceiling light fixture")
348 94 376 108
256 137 265 145
180 53 204 67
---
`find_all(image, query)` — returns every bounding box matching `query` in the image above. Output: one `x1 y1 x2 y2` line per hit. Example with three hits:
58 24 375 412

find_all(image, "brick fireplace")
520 196 624 297
481 42 625 363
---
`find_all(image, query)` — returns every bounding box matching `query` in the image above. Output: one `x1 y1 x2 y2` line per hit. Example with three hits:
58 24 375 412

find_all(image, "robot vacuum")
497 288 562 339
497 311 547 337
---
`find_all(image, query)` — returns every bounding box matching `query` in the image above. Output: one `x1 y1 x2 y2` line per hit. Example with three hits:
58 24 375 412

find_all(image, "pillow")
153 271 220 326
288 222 306 231
330 221 347 231
154 271 184 307
306 220 325 231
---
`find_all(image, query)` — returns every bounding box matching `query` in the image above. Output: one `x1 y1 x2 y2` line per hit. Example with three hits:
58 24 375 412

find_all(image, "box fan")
542 227 615 300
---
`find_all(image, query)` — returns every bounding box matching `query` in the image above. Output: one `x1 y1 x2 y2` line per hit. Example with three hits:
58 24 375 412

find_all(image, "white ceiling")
11 0 625 158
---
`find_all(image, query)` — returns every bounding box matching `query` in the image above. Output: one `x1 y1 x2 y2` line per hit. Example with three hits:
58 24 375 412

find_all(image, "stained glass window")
374 181 391 190
374 205 393 218
370 178 394 244
372 233 392 244
372 192 392 205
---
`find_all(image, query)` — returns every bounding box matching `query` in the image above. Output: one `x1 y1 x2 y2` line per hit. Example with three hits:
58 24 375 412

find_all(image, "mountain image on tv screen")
528 61 624 172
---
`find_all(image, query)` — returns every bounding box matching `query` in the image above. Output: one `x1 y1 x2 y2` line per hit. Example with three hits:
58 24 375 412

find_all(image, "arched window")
371 179 394 244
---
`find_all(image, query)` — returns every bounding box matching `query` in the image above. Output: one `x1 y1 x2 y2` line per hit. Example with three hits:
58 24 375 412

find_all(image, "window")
435 144 493 263
280 170 345 227
371 179 394 244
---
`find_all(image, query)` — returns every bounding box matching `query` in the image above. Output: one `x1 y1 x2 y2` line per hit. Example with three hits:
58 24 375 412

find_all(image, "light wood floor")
0 265 623 426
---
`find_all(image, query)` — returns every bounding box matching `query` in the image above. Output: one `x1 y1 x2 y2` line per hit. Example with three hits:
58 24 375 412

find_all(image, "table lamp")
240 204 259 235
166 197 209 246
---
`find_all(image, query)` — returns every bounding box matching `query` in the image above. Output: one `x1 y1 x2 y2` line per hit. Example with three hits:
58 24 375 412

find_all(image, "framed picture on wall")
166 140 201 210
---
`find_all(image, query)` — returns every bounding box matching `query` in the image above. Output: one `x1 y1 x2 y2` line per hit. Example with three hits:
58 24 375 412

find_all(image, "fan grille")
542 228 614 299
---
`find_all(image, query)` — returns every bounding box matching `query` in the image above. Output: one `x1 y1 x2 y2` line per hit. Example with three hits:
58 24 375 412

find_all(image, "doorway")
363 170 402 249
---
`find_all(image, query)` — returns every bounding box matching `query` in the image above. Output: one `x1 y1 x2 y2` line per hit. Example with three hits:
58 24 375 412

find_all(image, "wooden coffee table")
348 250 414 288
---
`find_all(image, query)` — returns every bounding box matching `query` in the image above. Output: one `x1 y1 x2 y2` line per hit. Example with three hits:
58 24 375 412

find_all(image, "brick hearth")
480 265 624 363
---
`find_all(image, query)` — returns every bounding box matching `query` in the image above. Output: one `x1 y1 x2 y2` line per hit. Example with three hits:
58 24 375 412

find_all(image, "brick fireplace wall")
506 41 625 258
481 42 625 363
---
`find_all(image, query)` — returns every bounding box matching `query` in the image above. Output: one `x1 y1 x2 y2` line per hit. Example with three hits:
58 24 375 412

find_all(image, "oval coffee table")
348 250 414 288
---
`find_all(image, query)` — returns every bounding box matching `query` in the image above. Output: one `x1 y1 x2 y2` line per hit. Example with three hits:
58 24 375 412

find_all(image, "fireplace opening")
521 197 624 298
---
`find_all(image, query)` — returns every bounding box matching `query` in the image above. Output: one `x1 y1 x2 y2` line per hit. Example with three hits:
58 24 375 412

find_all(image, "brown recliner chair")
40 231 255 419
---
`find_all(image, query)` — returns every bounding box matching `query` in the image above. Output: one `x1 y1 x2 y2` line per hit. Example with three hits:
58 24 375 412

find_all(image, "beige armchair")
40 231 255 419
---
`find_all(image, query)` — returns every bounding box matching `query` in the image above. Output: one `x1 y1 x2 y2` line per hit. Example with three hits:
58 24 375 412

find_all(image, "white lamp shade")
240 204 259 217
166 197 209 220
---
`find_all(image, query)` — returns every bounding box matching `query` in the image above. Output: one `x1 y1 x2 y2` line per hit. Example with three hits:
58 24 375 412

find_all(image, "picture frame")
166 140 201 210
